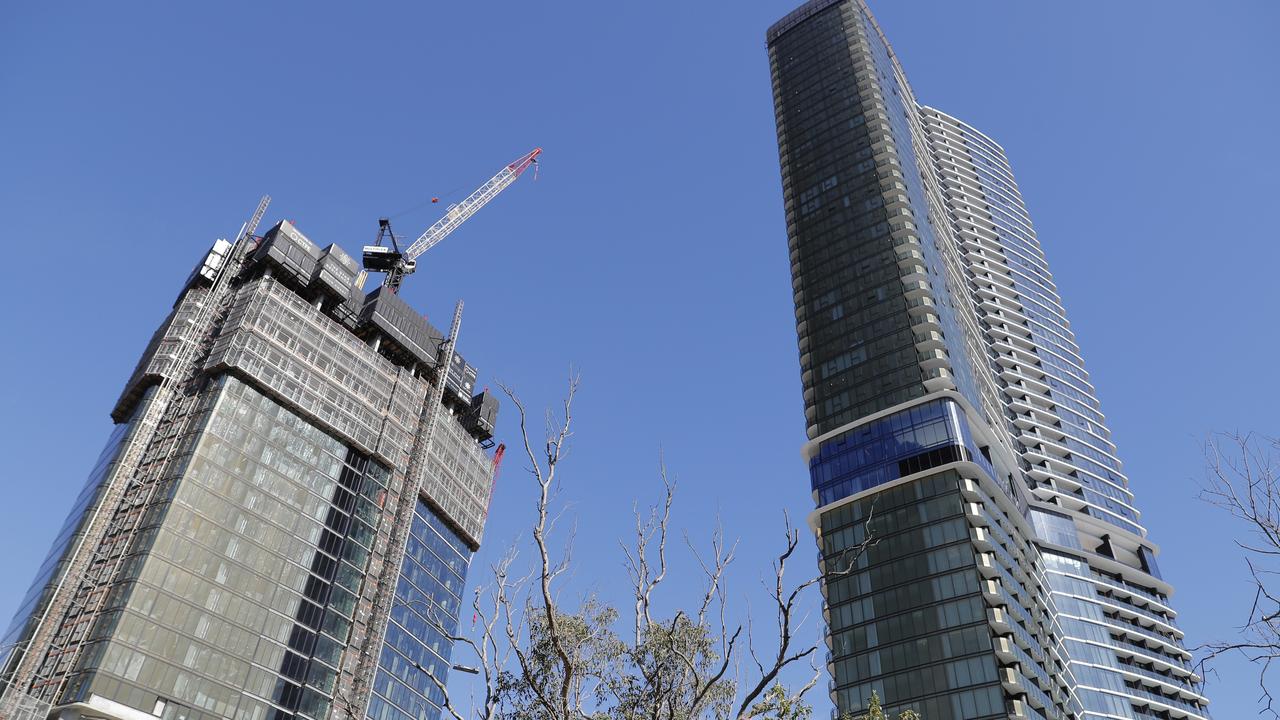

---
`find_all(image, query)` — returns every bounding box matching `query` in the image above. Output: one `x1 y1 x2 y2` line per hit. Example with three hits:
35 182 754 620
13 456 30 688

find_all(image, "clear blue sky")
2 1 1276 715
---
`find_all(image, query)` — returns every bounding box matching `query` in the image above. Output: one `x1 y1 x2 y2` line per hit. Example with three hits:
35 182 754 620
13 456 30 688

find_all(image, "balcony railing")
1116 661 1203 697
1090 569 1170 609
1107 635 1194 674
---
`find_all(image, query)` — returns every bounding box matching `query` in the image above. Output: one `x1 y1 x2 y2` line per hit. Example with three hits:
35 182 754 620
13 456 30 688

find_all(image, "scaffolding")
0 194 503 720
0 197 272 718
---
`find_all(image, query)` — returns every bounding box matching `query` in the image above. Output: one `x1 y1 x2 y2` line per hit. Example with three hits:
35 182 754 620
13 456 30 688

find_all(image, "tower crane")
360 147 541 292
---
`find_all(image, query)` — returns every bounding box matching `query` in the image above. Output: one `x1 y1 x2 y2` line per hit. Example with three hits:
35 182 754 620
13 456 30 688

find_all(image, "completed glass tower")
767 2 1210 719
0 208 502 720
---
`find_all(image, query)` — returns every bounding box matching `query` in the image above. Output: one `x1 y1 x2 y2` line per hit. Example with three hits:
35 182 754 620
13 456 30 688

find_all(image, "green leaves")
836 691 920 720
745 683 814 720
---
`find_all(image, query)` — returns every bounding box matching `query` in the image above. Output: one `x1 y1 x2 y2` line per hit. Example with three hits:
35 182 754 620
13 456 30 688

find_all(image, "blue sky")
2 1 1276 716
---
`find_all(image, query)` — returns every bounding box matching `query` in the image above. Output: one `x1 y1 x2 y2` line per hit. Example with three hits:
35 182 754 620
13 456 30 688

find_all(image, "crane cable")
386 153 541 220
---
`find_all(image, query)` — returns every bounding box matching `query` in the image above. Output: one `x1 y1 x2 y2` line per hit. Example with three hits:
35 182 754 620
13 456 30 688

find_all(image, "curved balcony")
905 295 936 315
901 278 932 300
1098 596 1180 637
1099 589 1177 626
922 366 954 392
1122 682 1210 719
1002 369 1054 399
1104 617 1187 659
1025 463 1084 495
1105 634 1195 675
1115 662 1204 701
917 348 949 370
913 330 945 352
1089 569 1172 612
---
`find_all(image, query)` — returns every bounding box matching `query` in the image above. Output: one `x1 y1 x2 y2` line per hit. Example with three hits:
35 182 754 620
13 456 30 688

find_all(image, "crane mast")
348 151 539 709
360 148 541 291
1 150 539 716
352 300 465 719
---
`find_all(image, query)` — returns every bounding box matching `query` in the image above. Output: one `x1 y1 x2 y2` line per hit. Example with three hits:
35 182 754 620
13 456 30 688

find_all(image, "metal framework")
0 197 271 717
351 300 465 718
0 151 534 716
359 148 540 291
1 177 517 719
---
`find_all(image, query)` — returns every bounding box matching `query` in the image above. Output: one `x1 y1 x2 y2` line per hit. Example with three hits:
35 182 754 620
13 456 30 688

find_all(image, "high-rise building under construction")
0 203 502 720
768 2 1210 719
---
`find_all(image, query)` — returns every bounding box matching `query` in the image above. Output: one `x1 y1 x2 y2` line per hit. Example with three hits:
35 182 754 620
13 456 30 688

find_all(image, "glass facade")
0 420 135 683
367 503 471 720
0 221 499 720
921 107 1208 719
769 0 998 444
62 376 389 720
769 2 1209 719
770 0 927 439
809 399 993 507
920 108 1144 539
821 471 1004 720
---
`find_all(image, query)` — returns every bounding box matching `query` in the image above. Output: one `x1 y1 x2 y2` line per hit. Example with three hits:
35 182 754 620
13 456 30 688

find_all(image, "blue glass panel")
809 399 993 506
1029 508 1083 550
369 499 474 720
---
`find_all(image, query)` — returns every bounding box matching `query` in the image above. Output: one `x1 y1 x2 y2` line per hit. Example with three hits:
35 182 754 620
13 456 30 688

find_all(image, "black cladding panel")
446 354 479 401
255 221 322 285
463 390 499 442
357 286 444 366
312 244 359 299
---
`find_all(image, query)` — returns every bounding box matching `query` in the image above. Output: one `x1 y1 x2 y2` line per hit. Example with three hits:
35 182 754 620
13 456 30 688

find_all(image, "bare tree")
422 378 883 720
1199 432 1280 715
402 554 519 720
